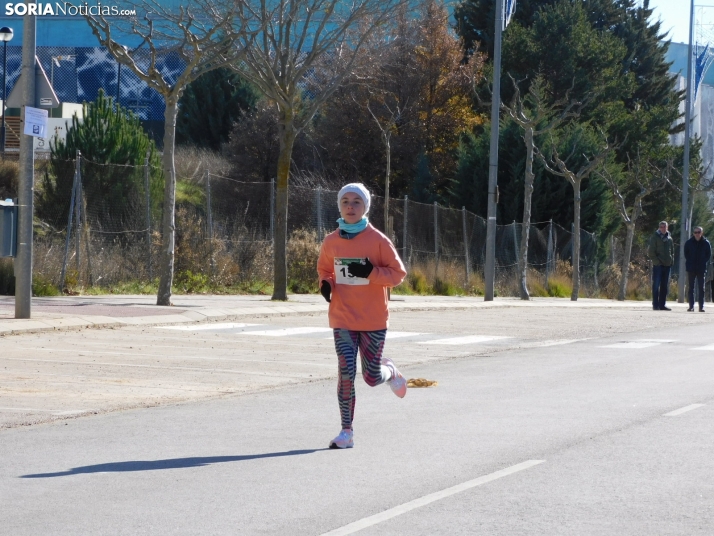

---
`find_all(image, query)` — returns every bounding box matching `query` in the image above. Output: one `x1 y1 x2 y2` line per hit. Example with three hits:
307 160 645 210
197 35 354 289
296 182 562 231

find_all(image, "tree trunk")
519 128 535 300
383 136 391 237
272 112 296 301
618 221 635 301
156 97 179 306
571 180 581 301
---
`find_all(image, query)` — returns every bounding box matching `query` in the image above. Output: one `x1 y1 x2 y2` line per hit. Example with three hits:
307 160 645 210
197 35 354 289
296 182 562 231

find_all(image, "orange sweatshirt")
317 224 407 331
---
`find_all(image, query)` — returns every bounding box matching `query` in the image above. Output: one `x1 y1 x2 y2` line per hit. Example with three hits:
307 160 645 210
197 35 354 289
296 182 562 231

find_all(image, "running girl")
317 182 408 449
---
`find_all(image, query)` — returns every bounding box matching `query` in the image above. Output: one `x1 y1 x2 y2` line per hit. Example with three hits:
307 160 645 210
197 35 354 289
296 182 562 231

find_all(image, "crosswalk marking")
418 335 510 346
157 323 260 331
525 339 588 347
236 327 333 337
693 343 714 351
663 404 705 417
600 339 677 349
387 331 424 339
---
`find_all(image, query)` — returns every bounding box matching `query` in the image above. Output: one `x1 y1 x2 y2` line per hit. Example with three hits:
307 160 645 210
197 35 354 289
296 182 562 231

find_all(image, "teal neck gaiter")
336 217 368 234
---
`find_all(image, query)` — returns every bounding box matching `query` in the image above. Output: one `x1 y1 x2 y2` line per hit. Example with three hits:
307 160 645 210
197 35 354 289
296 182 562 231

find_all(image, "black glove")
347 258 373 279
320 280 332 303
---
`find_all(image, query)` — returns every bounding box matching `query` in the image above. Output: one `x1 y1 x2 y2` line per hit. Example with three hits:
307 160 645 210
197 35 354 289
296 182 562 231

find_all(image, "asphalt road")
1 306 713 534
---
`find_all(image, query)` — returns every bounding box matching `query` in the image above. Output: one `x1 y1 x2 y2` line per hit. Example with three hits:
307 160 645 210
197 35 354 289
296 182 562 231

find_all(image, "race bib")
334 257 369 285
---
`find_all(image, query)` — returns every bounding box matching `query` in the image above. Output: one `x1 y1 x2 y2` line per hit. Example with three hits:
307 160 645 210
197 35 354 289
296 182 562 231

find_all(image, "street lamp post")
116 46 128 105
0 26 14 155
679 0 695 303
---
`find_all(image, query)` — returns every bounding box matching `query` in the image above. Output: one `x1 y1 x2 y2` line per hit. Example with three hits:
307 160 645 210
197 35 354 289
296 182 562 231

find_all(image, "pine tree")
41 90 163 231
176 68 259 151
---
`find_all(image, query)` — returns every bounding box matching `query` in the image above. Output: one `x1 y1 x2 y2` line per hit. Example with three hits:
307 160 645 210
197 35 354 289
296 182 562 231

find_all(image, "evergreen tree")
452 0 683 241
176 68 259 151
41 90 163 231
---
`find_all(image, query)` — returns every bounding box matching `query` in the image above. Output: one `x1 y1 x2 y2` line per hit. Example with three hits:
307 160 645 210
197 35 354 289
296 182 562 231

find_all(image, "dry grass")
174 145 233 183
6 213 664 301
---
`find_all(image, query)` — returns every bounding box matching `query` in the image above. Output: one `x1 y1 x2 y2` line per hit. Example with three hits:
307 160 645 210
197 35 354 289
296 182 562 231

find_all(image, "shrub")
33 274 59 297
287 228 321 293
0 159 19 199
174 270 211 293
407 268 430 294
433 277 459 296
0 258 13 295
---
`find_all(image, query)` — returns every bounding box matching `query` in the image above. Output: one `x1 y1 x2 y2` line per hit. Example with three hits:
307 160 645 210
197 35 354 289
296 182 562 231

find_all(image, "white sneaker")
329 429 354 449
383 357 407 398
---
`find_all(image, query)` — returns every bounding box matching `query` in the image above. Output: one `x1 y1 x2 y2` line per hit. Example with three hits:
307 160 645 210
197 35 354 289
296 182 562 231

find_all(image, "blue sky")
649 0 691 45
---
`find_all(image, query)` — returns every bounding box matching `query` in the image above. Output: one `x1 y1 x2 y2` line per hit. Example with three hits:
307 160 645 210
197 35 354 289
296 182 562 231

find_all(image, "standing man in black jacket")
648 221 675 311
684 226 712 312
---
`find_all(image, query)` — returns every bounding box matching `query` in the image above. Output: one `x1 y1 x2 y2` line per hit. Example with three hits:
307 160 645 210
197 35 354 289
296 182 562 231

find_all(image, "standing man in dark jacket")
648 221 674 311
684 226 712 312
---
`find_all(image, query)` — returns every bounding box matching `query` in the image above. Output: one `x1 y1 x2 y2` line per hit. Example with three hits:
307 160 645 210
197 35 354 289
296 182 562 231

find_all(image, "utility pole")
679 0 695 303
15 15 36 319
484 0 504 301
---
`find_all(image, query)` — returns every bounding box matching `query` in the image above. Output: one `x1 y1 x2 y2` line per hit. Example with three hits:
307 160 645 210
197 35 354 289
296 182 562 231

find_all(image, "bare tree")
502 75 581 300
229 0 408 300
358 91 408 239
85 0 255 305
598 151 670 301
536 128 614 301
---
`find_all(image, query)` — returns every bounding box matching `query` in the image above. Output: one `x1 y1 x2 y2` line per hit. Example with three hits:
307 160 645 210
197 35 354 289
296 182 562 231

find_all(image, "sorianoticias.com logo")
5 2 136 16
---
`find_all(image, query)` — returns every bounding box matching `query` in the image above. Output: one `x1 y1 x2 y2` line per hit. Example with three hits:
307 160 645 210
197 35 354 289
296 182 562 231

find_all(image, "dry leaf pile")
407 378 438 388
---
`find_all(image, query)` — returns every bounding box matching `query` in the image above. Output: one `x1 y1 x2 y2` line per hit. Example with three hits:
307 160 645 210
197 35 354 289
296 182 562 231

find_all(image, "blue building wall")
0 6 192 122
666 41 714 87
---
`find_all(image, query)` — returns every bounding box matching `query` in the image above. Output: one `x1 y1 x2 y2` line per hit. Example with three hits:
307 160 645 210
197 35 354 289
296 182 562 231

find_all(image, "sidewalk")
0 293 667 336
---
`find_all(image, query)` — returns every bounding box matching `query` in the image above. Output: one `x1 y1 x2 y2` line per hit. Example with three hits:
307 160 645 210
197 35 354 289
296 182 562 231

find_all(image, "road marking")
236 327 333 337
322 331 424 340
156 323 261 331
418 335 510 345
526 339 588 347
387 331 424 339
663 404 706 417
320 460 545 536
693 343 714 351
600 339 677 349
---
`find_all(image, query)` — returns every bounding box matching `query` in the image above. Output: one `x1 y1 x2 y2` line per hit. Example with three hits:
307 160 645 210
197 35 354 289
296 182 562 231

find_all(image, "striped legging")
333 328 393 430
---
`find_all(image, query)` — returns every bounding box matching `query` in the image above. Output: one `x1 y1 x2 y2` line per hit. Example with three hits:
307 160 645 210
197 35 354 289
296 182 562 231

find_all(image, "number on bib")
334 257 369 285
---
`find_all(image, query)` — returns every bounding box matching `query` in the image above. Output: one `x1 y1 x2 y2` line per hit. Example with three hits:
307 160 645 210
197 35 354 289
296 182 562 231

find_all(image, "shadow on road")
21 449 328 478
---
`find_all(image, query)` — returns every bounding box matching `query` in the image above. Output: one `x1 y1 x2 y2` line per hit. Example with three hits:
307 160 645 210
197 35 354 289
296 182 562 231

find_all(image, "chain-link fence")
29 156 612 297
3 46 175 122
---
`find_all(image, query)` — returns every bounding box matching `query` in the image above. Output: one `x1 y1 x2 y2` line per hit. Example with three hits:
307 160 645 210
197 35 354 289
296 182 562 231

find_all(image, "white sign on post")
23 106 48 138
34 118 72 152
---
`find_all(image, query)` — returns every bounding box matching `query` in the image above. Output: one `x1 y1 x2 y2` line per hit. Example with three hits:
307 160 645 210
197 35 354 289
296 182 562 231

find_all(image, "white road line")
526 339 588 347
156 323 262 331
693 343 714 351
418 335 510 346
663 404 706 417
600 339 676 349
320 460 545 536
323 331 425 341
236 327 333 337
386 331 424 339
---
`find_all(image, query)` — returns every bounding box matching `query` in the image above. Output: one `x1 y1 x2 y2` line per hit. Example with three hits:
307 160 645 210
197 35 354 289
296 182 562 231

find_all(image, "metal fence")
30 156 604 295
2 46 176 121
